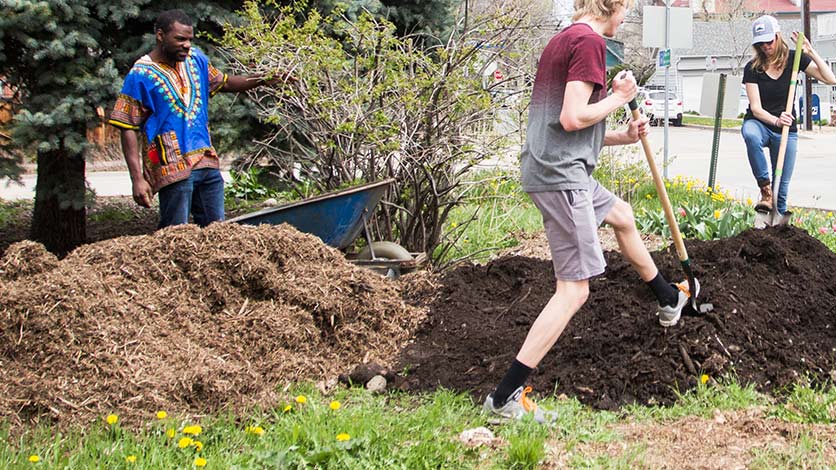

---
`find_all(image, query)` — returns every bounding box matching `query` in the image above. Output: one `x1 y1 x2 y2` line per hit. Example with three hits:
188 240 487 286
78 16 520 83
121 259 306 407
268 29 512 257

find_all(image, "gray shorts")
528 179 617 281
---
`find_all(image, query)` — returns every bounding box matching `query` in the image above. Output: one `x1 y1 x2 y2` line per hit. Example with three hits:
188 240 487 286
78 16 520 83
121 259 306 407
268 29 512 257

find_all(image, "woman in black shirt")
742 15 835 214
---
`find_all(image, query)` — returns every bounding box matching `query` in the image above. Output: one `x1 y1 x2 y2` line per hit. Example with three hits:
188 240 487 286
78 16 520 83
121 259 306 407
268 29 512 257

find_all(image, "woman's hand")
777 111 794 128
791 31 813 54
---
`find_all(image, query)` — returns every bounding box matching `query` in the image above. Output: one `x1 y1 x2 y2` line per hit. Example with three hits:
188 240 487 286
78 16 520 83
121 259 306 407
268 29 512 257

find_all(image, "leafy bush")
791 208 836 251
633 177 754 240
225 168 276 201
221 1 544 260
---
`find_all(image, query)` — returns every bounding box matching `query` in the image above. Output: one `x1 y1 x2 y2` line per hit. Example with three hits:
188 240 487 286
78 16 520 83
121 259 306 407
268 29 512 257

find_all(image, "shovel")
754 32 805 229
629 99 704 316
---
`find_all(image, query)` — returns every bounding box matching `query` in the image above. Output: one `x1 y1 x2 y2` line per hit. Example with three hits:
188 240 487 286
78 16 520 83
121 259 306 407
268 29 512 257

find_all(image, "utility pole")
663 0 671 179
803 0 812 131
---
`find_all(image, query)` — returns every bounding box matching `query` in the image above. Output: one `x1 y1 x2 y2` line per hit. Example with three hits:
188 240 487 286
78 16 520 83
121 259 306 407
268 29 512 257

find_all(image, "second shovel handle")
628 99 689 262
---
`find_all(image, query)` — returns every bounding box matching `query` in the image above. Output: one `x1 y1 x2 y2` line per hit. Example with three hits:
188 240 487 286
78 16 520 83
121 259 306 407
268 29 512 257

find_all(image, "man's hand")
132 178 153 208
611 70 638 106
625 113 649 143
266 71 298 86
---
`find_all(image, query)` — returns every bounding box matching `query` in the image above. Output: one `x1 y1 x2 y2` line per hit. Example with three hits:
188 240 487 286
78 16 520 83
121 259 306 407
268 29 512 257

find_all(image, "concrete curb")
682 123 828 140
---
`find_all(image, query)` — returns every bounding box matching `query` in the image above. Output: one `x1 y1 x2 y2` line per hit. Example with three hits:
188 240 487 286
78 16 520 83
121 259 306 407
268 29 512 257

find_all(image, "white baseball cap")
752 15 780 45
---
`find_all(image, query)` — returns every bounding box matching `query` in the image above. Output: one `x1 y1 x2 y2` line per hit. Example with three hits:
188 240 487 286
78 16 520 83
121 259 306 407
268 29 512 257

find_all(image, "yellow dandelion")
156 411 168 420
665 182 670 188
194 457 207 467
336 433 351 442
106 414 118 426
246 425 265 436
450 221 457 228
178 437 193 449
829 212 833 217
28 455 40 463
700 374 709 384
126 455 137 463
329 400 341 411
283 404 292 413
183 425 202 436
713 210 721 219
193 441 203 452
295 395 307 404
747 197 753 206
166 428 176 439
645 194 652 199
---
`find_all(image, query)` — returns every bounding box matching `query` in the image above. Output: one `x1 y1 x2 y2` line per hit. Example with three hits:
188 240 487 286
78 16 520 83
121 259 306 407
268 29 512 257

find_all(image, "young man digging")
483 0 698 423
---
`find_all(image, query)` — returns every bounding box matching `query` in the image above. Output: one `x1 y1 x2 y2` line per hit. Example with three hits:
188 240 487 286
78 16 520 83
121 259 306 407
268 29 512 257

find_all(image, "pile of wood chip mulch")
0 223 430 428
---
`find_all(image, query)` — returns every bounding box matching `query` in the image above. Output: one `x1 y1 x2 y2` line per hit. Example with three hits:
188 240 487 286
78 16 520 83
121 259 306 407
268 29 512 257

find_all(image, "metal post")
708 73 726 189
803 0 812 130
663 0 671 179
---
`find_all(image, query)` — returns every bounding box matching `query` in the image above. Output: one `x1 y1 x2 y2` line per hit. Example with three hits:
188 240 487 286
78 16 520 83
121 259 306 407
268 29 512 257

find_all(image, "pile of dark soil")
0 223 427 427
396 226 836 409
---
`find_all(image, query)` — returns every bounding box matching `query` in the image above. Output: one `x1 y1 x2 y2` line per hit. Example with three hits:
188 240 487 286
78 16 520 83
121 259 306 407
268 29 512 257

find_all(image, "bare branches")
220 2 548 259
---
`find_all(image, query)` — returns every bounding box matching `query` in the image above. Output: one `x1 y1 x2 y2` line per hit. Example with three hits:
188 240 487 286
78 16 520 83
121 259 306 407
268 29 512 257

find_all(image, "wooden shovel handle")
772 32 806 209
629 99 689 262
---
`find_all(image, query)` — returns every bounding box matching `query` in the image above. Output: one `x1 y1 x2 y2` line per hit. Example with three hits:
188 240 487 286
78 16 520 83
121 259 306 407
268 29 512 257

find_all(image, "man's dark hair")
155 10 194 33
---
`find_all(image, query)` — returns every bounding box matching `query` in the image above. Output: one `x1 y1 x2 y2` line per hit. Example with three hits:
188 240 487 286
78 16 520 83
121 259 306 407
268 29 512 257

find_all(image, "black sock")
492 359 533 406
647 272 678 307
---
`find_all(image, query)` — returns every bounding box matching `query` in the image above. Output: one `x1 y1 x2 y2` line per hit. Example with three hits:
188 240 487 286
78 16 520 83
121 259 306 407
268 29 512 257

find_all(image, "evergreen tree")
0 0 454 255
0 1 242 255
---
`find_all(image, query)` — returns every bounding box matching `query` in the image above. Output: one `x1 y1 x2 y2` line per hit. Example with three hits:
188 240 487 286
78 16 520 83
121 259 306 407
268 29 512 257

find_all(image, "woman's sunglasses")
755 37 776 48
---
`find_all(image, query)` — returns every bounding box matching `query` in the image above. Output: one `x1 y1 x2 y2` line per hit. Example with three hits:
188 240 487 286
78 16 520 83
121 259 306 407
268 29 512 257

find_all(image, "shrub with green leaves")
225 167 276 201
220 0 546 260
632 177 755 240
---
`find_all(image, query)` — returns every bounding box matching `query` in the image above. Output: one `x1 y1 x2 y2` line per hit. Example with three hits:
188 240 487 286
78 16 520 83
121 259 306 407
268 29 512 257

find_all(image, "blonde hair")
751 32 789 73
572 0 634 21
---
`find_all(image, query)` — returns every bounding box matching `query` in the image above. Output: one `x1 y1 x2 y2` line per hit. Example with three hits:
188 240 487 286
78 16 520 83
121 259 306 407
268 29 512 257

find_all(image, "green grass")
438 170 542 264
682 115 743 129
4 381 836 469
748 432 834 469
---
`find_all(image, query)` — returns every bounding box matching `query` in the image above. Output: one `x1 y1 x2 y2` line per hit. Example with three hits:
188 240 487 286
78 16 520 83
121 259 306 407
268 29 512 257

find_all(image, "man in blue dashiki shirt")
109 9 274 228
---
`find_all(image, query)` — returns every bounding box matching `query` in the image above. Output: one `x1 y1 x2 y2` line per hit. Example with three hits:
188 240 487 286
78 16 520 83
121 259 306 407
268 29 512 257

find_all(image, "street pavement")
2 126 835 210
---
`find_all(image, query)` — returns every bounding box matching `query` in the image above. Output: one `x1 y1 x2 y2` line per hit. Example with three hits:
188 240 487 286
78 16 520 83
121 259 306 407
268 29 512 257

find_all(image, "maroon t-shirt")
521 23 608 192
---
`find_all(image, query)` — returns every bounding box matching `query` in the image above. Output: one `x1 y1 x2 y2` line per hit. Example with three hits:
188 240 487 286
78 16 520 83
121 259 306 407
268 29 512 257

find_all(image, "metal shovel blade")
754 208 791 228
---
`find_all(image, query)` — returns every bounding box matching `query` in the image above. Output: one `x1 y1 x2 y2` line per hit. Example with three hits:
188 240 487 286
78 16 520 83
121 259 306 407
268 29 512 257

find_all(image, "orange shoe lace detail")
675 282 691 297
520 386 538 412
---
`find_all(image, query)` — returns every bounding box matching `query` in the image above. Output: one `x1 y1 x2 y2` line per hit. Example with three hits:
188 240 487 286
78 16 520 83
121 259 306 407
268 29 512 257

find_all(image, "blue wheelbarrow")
227 178 423 276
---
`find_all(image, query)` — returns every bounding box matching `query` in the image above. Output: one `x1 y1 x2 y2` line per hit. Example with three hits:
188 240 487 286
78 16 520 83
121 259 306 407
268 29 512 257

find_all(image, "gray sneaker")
483 386 555 424
657 278 701 327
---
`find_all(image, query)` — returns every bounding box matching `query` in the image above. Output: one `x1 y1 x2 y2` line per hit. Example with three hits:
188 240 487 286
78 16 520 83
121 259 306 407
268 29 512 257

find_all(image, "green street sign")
658 49 671 68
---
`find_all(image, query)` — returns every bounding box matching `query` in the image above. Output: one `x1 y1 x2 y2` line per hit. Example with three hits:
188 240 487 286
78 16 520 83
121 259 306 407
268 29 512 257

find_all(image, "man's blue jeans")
741 119 797 214
157 168 225 228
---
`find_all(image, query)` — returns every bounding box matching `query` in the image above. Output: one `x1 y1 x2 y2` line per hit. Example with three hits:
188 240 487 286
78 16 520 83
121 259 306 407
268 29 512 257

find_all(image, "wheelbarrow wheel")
358 241 412 261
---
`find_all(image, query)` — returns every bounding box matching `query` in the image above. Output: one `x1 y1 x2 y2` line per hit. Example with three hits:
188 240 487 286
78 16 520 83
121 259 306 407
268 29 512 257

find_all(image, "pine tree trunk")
30 149 86 256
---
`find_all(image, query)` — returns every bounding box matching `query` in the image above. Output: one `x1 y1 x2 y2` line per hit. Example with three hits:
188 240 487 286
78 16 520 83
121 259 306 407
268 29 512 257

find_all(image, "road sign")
493 70 503 81
642 6 693 49
658 49 671 68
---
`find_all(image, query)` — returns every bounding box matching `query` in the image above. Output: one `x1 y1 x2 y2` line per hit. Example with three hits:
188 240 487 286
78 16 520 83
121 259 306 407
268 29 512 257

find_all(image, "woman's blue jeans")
741 119 797 214
157 168 225 228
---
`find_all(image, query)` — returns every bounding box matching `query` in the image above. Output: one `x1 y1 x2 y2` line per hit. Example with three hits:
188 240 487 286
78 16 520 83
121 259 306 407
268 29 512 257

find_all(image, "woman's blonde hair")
751 32 789 73
572 0 635 21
